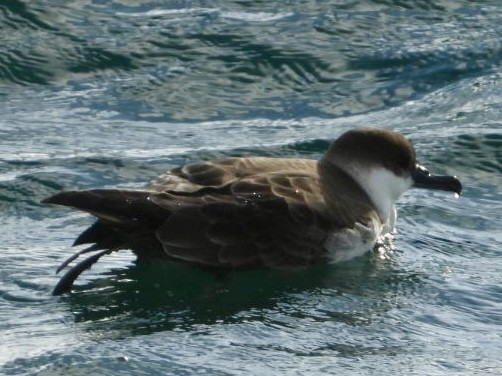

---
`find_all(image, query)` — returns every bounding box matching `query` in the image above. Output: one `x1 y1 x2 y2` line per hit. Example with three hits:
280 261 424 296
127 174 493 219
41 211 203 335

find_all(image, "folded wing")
45 157 335 294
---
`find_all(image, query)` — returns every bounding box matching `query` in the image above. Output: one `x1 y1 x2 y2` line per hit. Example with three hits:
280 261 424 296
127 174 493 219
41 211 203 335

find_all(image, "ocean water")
1 0 501 374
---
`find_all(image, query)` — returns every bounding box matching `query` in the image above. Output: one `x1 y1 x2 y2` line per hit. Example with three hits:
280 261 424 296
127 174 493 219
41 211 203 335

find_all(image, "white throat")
345 165 413 221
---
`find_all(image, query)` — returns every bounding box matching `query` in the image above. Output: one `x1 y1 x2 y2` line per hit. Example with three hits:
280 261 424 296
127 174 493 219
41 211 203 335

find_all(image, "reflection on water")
62 252 422 337
1 0 502 374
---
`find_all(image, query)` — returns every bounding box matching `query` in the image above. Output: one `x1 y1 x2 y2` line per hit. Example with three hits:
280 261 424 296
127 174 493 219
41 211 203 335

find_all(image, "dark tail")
42 189 168 226
51 248 114 296
43 189 169 295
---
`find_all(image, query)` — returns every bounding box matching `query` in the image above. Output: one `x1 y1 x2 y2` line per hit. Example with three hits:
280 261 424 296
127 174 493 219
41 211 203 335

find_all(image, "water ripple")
1 1 502 375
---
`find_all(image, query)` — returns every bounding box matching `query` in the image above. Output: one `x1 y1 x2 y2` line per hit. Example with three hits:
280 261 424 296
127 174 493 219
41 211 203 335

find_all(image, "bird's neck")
318 159 378 226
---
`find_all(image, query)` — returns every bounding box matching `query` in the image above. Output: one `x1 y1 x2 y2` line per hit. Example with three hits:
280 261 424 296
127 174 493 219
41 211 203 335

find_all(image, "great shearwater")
43 128 462 295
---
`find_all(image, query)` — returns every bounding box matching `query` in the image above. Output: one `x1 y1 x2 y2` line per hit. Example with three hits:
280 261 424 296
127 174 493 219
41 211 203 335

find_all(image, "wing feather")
47 157 338 288
148 170 333 268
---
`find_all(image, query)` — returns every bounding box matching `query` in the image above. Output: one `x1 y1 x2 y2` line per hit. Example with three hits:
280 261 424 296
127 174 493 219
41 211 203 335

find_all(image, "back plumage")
44 157 353 295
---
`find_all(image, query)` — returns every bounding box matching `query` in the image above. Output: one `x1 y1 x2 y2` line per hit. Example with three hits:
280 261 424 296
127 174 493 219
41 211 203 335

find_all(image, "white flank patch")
324 216 383 263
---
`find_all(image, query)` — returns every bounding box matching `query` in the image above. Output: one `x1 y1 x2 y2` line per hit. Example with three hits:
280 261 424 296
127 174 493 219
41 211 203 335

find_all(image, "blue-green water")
1 1 501 374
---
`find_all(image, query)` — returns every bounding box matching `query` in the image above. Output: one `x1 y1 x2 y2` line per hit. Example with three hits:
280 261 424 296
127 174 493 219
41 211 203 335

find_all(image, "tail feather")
55 243 103 274
73 220 121 246
44 189 171 294
43 189 168 226
52 249 115 296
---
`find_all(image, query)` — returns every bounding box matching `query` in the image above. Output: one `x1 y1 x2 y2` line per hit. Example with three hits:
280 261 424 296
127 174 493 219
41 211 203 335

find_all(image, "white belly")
324 207 396 263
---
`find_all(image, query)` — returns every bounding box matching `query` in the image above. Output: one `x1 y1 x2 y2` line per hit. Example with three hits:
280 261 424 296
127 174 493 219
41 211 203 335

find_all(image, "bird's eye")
395 154 412 171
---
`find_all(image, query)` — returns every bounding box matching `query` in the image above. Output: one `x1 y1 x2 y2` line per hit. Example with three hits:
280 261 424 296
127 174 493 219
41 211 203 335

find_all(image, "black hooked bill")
412 164 462 197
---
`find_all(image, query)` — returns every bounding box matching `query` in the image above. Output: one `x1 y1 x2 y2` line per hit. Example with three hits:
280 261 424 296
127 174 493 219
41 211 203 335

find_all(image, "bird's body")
43 128 462 294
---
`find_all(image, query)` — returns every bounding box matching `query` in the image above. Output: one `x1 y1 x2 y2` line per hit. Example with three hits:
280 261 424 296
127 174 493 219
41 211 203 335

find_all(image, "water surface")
1 1 501 375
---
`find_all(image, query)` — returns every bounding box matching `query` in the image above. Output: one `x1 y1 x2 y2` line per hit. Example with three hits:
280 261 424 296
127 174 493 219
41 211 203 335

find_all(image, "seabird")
43 128 462 295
